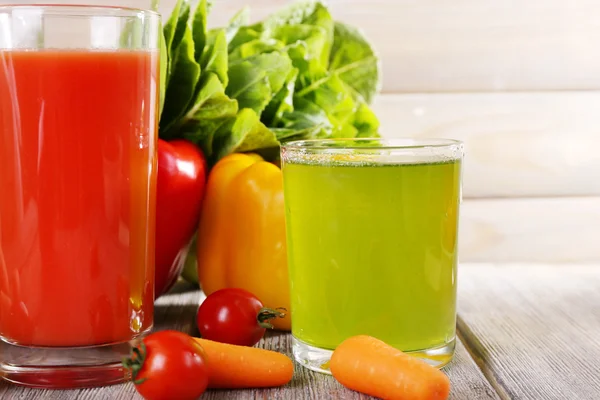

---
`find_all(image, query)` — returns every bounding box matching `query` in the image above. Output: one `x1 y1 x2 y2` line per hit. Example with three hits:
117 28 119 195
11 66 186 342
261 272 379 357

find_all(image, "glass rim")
0 4 160 18
281 137 463 151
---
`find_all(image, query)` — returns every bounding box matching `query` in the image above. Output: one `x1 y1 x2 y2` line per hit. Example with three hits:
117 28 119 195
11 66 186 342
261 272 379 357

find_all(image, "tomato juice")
0 49 158 347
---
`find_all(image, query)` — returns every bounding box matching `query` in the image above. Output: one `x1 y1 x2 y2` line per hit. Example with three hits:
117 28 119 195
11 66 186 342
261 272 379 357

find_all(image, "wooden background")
3 0 599 263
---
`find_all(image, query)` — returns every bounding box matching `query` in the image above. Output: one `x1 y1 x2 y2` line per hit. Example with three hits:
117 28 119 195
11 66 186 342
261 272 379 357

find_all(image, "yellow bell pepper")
196 153 291 330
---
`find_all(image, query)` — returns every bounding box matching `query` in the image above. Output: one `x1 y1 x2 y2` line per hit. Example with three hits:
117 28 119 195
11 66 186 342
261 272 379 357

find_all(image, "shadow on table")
153 302 201 337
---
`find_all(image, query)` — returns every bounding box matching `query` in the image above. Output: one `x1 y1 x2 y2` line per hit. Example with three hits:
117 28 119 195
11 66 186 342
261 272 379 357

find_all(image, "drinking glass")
0 5 160 388
281 138 464 374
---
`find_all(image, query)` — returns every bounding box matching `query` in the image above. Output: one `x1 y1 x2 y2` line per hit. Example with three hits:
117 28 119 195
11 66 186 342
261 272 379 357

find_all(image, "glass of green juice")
280 138 464 374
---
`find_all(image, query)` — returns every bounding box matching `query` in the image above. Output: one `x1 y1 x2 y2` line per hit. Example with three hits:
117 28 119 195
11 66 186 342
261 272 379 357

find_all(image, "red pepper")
155 139 207 298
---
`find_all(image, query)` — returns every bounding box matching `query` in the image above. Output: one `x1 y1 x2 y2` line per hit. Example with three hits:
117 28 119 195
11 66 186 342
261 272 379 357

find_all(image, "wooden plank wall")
3 0 599 262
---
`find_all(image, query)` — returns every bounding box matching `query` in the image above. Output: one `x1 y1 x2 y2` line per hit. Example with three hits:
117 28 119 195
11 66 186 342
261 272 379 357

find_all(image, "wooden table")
1 263 598 399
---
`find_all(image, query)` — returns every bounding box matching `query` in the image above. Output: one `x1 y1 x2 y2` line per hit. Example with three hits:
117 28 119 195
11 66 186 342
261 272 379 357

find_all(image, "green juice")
282 158 461 359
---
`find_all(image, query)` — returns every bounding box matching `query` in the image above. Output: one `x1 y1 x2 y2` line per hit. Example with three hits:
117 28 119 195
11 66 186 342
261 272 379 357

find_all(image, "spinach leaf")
225 6 250 43
295 73 380 138
183 117 230 161
160 26 201 135
262 1 333 67
159 29 168 119
262 67 298 126
175 72 238 130
296 73 355 137
211 108 279 162
353 100 380 137
200 29 229 87
228 39 285 63
163 0 191 85
228 26 261 52
279 97 331 135
284 42 327 90
271 25 327 66
191 0 208 63
329 21 380 104
226 52 293 115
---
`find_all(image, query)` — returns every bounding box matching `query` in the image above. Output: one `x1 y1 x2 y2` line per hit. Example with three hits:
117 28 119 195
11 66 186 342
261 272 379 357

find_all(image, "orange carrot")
330 335 451 400
194 338 294 389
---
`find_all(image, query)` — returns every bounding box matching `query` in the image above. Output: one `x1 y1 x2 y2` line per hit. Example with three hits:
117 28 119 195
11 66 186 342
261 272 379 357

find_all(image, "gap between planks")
457 316 511 400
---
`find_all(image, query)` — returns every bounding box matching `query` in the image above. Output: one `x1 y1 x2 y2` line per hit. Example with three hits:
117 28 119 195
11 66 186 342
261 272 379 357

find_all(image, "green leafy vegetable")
200 29 229 86
228 27 262 52
212 108 280 162
225 6 250 43
163 0 191 85
192 0 209 63
329 21 380 104
159 27 168 118
160 26 201 134
158 0 382 165
176 73 238 132
262 67 298 126
226 52 293 115
261 1 333 67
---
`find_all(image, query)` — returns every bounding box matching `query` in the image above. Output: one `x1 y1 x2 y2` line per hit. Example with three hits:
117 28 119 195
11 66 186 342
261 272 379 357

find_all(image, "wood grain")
372 92 600 199
458 264 600 400
0 281 498 399
459 197 600 263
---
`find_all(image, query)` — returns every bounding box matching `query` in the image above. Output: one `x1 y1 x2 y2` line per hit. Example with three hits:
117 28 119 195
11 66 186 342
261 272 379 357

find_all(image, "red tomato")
155 139 207 298
197 288 285 347
124 330 208 400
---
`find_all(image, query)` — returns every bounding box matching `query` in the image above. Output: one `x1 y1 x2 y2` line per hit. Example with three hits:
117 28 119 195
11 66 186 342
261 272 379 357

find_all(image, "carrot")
330 335 451 400
194 338 294 389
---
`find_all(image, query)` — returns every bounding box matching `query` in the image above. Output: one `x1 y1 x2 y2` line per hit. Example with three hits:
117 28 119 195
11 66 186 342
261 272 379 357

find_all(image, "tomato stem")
122 341 148 385
257 307 287 329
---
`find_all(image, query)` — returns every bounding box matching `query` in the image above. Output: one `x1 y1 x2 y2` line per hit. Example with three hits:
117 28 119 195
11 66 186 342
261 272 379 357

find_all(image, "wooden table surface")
1 263 598 399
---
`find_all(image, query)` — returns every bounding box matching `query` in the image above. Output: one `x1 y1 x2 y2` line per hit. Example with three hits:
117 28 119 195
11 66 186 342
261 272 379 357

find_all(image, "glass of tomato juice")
281 138 464 374
0 5 160 388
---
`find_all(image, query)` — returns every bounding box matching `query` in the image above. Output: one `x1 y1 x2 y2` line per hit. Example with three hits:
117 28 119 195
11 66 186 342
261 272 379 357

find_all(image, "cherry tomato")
197 288 285 347
123 330 208 400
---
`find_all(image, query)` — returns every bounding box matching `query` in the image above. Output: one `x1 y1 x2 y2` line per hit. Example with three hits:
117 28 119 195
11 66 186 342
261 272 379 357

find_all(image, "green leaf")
296 74 355 136
329 21 381 104
295 73 380 139
211 108 280 162
228 39 285 63
200 29 229 87
174 72 238 130
262 67 298 126
285 42 327 89
163 0 191 85
226 52 293 115
271 25 327 65
228 26 261 52
160 26 201 135
279 97 331 134
191 0 208 63
159 29 168 119
352 100 380 138
225 6 250 43
183 118 230 161
162 0 182 51
262 1 333 67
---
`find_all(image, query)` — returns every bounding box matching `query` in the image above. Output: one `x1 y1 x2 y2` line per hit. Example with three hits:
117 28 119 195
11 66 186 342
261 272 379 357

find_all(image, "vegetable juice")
0 50 158 347
283 158 461 354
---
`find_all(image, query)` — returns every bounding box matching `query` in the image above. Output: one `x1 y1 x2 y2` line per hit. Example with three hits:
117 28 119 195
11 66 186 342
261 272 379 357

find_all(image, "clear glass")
281 138 464 374
0 5 160 388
